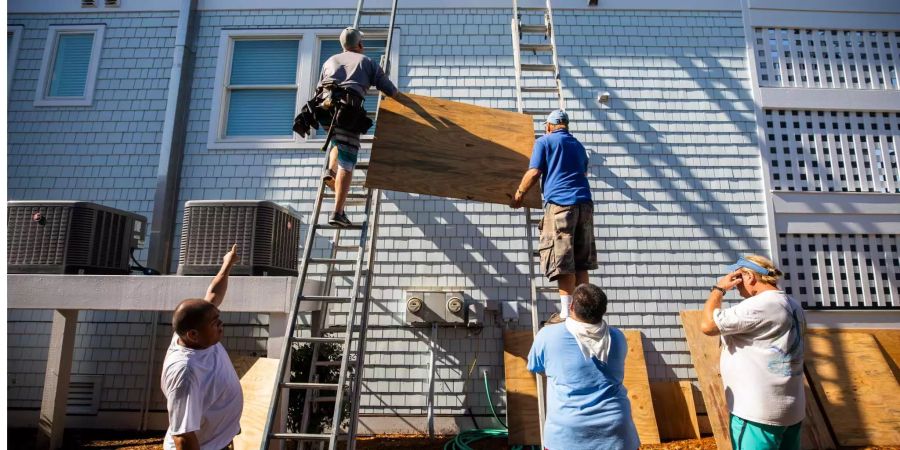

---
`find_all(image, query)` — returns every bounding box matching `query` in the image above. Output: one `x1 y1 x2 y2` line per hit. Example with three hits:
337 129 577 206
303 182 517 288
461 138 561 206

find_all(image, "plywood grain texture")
800 373 837 450
503 330 541 446
367 93 542 208
809 328 900 379
650 381 700 441
680 310 731 450
231 356 281 450
805 332 900 447
622 330 661 444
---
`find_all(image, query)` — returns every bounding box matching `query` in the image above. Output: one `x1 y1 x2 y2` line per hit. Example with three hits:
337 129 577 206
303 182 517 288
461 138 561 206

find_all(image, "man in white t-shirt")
699 255 806 450
162 244 243 450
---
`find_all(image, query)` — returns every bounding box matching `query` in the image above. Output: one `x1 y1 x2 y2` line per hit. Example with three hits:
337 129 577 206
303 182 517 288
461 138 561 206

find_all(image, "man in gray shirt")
319 27 399 227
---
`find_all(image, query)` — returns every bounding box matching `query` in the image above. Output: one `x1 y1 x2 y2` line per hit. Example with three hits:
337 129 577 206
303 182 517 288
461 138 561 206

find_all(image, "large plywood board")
622 330 661 444
650 381 700 441
680 310 731 450
805 332 900 447
503 330 541 445
368 93 542 208
800 373 837 450
809 328 900 379
231 356 281 450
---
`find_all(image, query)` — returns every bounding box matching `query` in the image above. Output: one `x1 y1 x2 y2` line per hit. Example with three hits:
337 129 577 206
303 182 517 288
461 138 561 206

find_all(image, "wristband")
710 286 727 295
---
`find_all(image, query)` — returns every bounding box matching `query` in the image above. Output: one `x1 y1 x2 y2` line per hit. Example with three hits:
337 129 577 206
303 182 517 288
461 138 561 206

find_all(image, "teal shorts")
330 139 359 171
730 414 802 450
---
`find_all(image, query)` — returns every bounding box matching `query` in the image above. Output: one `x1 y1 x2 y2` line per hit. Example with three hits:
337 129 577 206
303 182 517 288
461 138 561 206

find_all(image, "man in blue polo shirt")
512 110 596 320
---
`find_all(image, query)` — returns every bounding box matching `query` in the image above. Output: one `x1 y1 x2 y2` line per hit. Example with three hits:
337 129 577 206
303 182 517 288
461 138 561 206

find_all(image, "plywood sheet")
809 328 900 379
622 330 661 444
800 372 837 450
368 93 542 208
231 356 281 450
503 330 541 445
805 332 900 447
680 310 731 450
650 381 700 441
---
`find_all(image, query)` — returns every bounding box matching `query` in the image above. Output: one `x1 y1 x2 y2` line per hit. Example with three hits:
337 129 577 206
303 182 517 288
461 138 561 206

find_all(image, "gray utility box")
8 201 146 275
178 200 301 276
404 290 482 326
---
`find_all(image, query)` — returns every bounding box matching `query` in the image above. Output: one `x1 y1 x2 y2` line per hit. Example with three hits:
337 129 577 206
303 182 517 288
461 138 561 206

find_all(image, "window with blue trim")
224 39 300 138
315 38 388 136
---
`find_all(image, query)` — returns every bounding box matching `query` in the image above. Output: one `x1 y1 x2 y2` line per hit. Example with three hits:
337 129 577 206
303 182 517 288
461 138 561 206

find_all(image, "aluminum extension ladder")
510 0 566 447
261 1 399 449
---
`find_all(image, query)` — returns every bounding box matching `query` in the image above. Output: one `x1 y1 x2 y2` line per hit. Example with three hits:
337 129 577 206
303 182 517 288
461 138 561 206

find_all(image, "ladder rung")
299 295 351 303
292 336 346 344
521 86 558 93
521 63 556 72
521 43 553 52
315 360 344 367
308 257 358 265
359 10 391 16
312 396 338 402
523 108 555 116
317 224 365 231
271 433 332 441
281 382 341 390
520 24 548 34
327 270 364 276
323 192 369 200
537 286 557 292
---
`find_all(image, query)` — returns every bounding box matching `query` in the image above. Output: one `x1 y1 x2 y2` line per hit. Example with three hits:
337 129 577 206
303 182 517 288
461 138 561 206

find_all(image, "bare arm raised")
204 244 238 307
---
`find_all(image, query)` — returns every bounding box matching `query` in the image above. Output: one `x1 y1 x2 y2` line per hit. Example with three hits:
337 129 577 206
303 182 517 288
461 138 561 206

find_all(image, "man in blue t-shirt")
511 110 597 320
527 283 640 450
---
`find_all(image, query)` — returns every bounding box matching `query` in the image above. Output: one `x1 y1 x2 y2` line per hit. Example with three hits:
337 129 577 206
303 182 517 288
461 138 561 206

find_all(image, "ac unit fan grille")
7 205 71 266
182 205 255 266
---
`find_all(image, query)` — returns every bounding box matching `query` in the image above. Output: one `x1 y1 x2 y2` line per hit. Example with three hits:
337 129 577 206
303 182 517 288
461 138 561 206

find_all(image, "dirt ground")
8 429 900 450
5 429 715 450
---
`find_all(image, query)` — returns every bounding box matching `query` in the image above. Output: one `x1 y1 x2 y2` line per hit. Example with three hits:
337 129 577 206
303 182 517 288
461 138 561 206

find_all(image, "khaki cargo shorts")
538 202 598 281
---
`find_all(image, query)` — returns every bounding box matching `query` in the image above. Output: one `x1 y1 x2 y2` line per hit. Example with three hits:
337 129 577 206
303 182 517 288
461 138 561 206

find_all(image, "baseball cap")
725 257 771 275
340 27 364 50
546 110 569 125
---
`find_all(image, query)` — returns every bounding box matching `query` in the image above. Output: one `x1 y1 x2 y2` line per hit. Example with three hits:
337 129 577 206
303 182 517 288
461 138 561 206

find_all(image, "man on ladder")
318 27 399 228
511 110 597 322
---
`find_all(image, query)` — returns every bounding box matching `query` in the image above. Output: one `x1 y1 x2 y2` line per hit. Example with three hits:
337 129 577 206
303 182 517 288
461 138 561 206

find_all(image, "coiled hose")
442 370 540 450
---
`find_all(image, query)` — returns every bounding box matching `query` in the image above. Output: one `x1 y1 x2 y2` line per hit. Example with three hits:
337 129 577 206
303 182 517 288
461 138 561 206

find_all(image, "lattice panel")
754 28 900 89
779 233 899 309
763 109 900 193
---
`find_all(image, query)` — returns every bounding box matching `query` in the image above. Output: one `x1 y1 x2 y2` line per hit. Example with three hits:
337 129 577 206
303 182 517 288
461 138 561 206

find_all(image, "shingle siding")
8 7 765 426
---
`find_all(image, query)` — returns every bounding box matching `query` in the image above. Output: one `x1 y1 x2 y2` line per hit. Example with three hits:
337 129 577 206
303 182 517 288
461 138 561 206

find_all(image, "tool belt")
292 82 372 138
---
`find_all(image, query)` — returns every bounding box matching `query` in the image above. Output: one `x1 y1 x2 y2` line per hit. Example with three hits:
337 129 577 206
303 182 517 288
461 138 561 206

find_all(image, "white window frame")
34 24 105 107
207 28 400 150
8 25 24 97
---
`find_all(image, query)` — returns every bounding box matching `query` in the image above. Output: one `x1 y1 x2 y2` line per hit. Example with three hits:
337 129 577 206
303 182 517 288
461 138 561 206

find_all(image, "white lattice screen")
763 109 899 193
779 233 899 309
754 28 900 89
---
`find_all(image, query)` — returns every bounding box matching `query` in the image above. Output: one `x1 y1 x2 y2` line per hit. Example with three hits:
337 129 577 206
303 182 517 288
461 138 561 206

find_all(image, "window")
209 30 304 149
34 25 104 106
208 29 398 150
8 25 23 97
314 37 388 136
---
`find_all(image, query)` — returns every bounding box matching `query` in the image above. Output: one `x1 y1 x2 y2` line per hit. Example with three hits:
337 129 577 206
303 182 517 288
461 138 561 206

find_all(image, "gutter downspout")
147 0 196 275
140 0 196 430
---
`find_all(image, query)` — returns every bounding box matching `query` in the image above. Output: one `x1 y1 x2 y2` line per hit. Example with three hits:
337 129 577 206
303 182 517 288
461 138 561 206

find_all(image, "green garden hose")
442 371 539 450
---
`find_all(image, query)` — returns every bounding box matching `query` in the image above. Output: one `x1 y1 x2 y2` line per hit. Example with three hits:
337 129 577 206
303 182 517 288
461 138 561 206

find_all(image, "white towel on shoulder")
564 317 611 363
